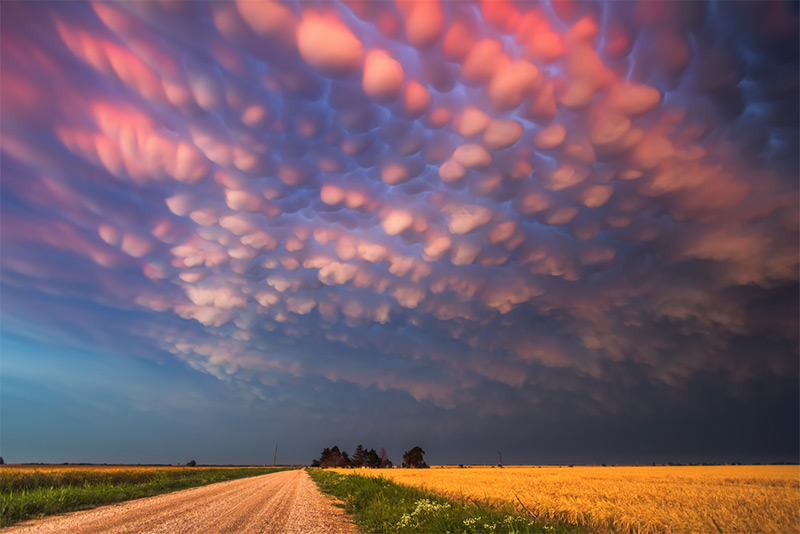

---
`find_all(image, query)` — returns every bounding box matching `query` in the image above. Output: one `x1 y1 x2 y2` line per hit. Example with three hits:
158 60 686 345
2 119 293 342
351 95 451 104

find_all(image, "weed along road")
2 469 358 534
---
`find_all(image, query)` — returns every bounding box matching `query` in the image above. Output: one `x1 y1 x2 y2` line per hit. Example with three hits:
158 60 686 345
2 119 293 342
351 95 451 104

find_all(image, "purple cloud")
1 0 797 459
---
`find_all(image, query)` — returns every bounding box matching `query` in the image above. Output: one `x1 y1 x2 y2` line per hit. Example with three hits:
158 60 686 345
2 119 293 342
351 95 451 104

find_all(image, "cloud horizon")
2 0 797 465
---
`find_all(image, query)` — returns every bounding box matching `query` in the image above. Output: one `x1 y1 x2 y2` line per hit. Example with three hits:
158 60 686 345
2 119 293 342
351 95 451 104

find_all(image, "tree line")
311 445 428 468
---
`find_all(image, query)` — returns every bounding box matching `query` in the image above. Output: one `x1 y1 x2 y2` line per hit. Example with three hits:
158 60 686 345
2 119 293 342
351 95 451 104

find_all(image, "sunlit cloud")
1 0 797 430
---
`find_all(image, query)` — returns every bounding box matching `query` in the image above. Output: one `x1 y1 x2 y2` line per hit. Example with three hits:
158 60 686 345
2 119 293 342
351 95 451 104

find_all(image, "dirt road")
3 469 359 534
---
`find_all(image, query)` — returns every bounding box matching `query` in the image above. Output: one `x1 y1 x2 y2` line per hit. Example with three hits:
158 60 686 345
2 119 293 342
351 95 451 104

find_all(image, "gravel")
2 469 360 534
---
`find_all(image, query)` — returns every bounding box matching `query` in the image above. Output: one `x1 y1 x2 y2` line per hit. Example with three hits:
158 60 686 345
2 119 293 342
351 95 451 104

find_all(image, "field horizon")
5 461 798 467
0 460 800 469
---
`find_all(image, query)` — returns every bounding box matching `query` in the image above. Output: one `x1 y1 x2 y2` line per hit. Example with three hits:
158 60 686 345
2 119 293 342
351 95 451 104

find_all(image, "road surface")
3 469 359 534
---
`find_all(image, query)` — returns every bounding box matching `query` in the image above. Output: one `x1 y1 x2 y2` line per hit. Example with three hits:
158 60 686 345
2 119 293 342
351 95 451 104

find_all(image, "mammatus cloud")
1 1 797 424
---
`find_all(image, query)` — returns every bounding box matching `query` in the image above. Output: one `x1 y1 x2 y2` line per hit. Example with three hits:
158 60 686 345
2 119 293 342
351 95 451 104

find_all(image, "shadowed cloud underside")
1 0 798 464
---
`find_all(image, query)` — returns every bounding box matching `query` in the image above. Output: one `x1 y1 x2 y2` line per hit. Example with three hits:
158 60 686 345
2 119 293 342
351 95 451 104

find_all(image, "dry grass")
348 465 800 534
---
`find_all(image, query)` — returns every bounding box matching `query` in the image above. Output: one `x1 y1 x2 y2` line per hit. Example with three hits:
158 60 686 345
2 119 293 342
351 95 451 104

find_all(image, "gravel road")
2 469 359 534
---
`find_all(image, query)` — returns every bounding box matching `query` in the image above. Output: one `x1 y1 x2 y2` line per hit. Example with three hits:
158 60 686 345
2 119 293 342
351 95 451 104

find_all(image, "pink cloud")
296 11 363 76
363 50 404 102
2 0 796 422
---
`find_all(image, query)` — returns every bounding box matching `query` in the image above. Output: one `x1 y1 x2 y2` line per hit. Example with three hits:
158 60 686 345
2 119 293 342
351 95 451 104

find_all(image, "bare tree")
379 447 392 468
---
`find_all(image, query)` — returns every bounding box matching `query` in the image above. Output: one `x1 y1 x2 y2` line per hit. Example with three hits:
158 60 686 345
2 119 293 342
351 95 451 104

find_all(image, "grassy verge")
0 466 295 527
308 469 582 534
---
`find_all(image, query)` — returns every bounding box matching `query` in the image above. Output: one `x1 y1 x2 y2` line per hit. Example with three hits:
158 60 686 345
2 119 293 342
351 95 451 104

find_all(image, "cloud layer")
2 1 797 451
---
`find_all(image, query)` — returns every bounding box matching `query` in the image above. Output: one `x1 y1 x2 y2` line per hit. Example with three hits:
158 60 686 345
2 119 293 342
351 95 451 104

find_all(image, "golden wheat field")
347 465 800 534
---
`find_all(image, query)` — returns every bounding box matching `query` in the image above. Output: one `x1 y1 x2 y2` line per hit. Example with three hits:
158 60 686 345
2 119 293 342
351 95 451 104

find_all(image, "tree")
318 447 332 466
186 460 196 467
379 448 392 469
0 456 4 465
351 444 368 468
317 445 352 468
402 446 428 468
365 448 381 468
314 444 395 468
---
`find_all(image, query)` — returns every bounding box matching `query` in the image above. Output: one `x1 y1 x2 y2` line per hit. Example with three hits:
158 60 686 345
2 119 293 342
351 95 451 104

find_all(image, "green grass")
308 469 582 534
0 466 295 527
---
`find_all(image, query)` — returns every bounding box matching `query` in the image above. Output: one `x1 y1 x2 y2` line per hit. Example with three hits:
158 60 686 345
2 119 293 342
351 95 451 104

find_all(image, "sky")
1 0 798 467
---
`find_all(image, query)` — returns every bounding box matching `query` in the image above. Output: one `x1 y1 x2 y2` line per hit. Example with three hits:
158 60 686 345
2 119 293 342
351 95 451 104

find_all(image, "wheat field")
347 465 800 534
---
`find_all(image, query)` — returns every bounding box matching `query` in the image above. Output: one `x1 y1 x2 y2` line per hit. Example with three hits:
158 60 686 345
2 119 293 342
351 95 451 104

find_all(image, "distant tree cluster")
312 445 429 468
402 446 429 468
352 445 384 468
312 446 349 468
312 445 394 468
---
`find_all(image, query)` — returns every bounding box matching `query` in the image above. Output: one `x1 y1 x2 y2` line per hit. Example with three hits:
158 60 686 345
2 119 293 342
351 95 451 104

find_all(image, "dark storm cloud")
1 0 797 461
